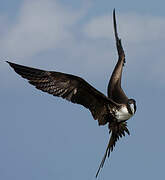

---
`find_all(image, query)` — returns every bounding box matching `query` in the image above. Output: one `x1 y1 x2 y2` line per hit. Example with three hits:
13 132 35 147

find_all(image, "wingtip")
6 61 11 66
113 8 116 22
113 8 117 40
6 61 19 70
6 61 13 64
6 61 13 67
113 8 116 17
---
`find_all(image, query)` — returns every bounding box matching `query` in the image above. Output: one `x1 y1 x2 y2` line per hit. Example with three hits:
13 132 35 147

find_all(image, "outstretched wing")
107 9 128 104
96 121 130 178
7 61 118 125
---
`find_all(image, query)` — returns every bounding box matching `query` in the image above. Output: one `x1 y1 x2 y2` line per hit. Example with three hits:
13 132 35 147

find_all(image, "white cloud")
82 12 165 87
83 13 165 43
1 0 82 58
83 15 113 39
1 3 165 87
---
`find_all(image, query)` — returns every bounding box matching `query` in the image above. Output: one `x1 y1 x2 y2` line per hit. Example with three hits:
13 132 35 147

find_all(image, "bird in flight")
7 9 136 178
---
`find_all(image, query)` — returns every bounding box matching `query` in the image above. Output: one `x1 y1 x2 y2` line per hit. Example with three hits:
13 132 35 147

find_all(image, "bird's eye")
128 99 134 105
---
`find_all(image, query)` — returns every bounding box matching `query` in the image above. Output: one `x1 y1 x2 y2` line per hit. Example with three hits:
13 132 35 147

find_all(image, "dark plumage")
7 9 136 178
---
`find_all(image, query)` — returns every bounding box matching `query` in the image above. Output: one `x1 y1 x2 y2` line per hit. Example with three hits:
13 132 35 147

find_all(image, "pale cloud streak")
1 0 82 58
82 12 165 86
1 2 165 86
83 13 165 43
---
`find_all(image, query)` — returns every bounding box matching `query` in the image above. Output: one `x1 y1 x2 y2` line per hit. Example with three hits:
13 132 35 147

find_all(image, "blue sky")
1 0 165 179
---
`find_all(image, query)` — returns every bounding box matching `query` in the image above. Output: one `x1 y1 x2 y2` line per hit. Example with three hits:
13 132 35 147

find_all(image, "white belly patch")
115 106 133 122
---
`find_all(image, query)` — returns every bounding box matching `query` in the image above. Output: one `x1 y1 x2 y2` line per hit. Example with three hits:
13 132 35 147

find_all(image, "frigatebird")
7 9 136 177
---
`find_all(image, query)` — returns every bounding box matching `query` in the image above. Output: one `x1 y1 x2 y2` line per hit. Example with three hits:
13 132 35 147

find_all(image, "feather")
96 121 130 178
7 61 118 126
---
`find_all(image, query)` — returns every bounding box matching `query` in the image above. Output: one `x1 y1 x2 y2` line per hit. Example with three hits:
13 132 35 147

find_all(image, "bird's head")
127 99 136 115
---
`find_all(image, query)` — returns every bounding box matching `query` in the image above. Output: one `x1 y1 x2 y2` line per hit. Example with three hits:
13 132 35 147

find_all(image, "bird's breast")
115 106 133 122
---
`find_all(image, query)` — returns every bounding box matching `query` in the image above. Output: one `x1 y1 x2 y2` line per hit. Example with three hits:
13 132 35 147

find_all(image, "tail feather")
95 121 130 178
